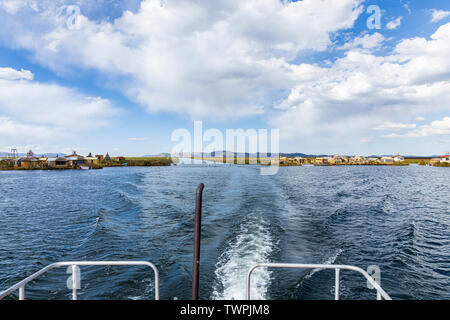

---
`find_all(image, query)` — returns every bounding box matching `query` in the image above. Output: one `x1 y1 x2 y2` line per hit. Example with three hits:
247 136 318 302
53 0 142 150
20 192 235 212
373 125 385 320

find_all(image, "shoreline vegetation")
104 157 174 167
0 157 174 171
1 153 449 171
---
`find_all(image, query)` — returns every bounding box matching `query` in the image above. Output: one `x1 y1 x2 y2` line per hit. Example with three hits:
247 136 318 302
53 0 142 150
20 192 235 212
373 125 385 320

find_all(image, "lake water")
0 164 449 300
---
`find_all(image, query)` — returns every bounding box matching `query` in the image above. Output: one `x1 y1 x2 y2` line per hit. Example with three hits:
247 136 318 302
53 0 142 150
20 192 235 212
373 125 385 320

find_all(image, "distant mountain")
41 153 68 158
0 152 26 157
141 153 172 158
0 152 67 158
280 153 330 158
368 155 439 158
403 155 439 158
135 151 444 159
172 151 271 158
0 152 14 157
169 151 327 158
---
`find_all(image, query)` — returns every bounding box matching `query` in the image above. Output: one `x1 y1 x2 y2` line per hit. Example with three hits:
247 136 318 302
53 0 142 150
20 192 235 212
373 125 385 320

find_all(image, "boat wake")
212 213 273 300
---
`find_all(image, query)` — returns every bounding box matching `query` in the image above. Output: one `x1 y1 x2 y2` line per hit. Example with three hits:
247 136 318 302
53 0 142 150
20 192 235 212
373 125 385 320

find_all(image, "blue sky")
0 0 449 156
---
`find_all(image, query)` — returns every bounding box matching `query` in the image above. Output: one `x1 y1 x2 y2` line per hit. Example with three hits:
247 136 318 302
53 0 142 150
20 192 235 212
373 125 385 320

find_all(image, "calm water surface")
0 164 449 300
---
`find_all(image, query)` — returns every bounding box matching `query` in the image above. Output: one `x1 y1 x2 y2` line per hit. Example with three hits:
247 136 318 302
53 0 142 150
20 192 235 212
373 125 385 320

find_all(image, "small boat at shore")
80 166 90 170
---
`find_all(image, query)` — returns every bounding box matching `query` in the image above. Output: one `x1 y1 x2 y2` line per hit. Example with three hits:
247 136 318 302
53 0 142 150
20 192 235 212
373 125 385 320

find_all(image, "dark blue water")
0 164 449 300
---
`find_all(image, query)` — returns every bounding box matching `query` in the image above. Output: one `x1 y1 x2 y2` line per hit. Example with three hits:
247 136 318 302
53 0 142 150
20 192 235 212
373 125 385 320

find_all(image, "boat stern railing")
0 261 159 300
247 263 391 300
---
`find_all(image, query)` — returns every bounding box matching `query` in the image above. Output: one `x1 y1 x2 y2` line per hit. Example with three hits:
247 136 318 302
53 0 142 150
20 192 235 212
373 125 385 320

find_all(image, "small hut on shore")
17 150 39 168
85 153 99 165
65 151 87 167
47 156 69 168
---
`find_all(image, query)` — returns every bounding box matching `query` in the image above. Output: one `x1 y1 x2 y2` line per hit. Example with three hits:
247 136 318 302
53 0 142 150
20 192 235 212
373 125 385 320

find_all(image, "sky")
0 0 449 156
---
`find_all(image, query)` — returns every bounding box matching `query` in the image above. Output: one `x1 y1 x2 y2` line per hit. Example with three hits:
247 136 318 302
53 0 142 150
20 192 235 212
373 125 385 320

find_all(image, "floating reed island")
0 150 173 171
192 153 450 167
277 154 450 167
2 150 449 171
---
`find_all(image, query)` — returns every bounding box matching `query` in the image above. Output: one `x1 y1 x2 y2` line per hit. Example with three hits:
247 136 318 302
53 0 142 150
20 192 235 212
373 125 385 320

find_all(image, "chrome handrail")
247 263 391 300
0 261 159 300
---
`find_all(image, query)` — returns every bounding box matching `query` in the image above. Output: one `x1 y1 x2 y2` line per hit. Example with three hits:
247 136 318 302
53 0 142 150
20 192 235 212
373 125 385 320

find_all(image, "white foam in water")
212 216 273 300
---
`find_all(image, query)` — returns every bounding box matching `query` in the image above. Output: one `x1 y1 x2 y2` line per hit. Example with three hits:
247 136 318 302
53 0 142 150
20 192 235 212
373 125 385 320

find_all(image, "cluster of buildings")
314 154 406 165
280 153 450 166
280 154 407 166
2 150 113 169
430 154 450 166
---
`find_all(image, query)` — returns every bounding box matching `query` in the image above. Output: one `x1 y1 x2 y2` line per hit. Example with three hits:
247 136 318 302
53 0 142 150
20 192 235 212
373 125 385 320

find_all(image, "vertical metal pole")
72 265 78 301
154 269 160 300
335 269 340 300
19 286 25 300
192 183 205 300
247 270 252 300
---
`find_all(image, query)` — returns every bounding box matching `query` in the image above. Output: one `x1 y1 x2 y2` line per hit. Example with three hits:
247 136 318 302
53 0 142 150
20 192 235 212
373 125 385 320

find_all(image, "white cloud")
272 23 450 139
0 79 119 128
1 0 449 149
430 9 450 23
403 4 411 15
0 0 35 14
0 67 120 146
128 137 149 141
372 122 416 131
0 116 57 143
417 117 450 136
385 117 450 138
0 0 364 119
0 67 34 80
386 16 403 30
338 32 385 51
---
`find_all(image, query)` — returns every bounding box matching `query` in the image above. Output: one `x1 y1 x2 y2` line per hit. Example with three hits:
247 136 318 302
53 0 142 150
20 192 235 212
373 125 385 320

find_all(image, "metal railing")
247 263 391 300
0 261 159 300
